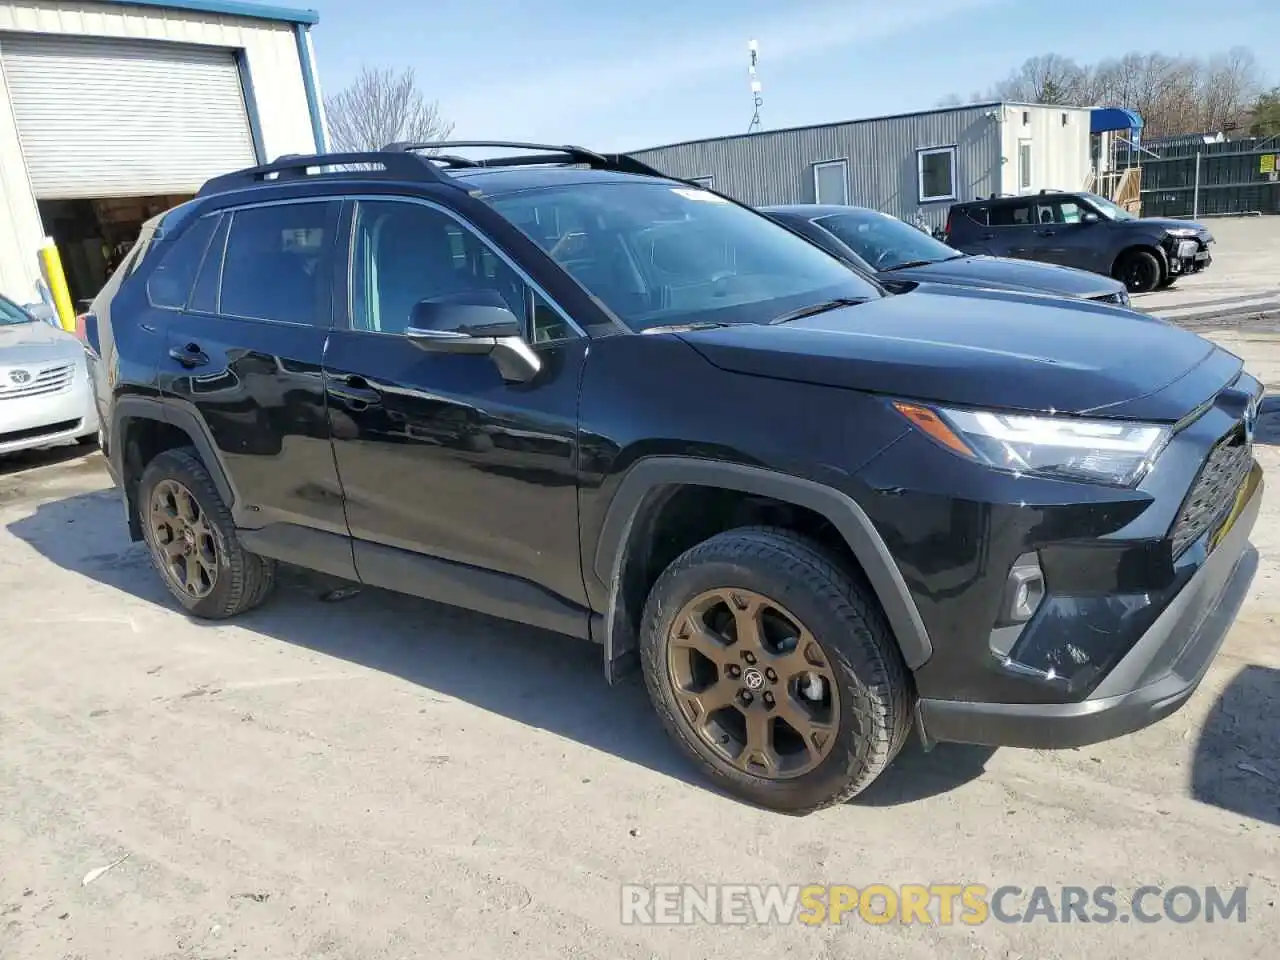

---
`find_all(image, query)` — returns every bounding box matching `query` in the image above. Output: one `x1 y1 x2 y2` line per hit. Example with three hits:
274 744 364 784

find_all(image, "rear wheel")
1116 250 1163 293
640 527 913 814
1157 276 1178 290
138 447 276 618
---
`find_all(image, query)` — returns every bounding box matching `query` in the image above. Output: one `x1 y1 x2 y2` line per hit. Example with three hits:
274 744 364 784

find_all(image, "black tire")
1116 249 1163 293
640 526 913 814
138 447 276 619
1156 276 1178 290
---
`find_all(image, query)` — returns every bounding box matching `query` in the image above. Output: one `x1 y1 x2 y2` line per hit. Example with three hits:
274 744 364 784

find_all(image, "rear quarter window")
146 216 219 310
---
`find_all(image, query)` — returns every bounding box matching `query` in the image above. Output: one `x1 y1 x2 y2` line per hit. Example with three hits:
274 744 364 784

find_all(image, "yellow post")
37 237 75 332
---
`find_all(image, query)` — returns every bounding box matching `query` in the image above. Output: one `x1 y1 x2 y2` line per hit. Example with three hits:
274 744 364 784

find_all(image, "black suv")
945 190 1214 293
86 143 1263 814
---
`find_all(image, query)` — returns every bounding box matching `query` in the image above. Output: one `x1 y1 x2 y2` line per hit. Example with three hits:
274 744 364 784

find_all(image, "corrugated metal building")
0 0 326 306
631 102 1092 229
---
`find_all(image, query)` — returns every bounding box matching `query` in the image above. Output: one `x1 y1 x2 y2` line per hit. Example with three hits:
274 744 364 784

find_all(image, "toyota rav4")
85 143 1263 814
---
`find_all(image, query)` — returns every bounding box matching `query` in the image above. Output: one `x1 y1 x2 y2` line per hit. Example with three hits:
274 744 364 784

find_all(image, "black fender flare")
111 396 240 522
593 457 933 677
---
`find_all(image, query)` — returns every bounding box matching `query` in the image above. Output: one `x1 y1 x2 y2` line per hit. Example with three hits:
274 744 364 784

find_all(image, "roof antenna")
747 39 763 134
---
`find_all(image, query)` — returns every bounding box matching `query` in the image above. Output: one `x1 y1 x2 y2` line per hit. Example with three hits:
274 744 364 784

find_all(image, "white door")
1 34 257 198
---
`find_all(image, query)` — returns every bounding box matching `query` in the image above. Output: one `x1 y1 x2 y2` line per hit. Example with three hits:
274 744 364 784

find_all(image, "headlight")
1116 290 1130 307
1165 227 1199 238
892 402 1171 486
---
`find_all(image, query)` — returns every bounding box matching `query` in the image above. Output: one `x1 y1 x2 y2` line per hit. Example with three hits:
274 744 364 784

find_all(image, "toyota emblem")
9 369 30 385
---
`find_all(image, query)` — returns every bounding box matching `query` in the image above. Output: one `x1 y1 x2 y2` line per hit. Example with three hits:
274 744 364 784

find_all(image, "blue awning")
1091 107 1144 135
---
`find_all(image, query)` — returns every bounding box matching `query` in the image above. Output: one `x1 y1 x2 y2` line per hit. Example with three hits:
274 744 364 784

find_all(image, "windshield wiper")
767 297 868 325
641 321 737 335
881 259 944 272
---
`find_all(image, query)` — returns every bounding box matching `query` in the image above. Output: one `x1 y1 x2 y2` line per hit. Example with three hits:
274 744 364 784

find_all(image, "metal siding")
3 34 256 197
0 0 318 301
632 107 1009 229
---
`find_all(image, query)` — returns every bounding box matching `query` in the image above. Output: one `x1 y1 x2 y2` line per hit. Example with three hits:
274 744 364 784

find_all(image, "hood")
1138 217 1208 233
885 255 1123 299
676 285 1240 422
0 320 84 366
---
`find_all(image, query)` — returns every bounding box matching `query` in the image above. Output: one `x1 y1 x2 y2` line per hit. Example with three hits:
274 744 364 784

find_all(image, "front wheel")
138 447 276 619
1116 250 1163 293
640 527 913 814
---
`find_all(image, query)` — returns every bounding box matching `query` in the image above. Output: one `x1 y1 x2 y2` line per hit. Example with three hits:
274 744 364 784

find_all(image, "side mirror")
1081 212 1100 224
406 290 541 383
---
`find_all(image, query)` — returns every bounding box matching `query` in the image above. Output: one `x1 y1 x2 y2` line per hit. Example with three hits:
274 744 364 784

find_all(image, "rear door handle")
328 375 382 406
1037 229 1056 236
168 343 209 368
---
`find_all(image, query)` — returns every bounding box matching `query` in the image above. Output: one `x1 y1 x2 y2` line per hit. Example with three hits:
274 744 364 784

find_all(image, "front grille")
1171 428 1253 557
0 418 81 445
0 362 75 400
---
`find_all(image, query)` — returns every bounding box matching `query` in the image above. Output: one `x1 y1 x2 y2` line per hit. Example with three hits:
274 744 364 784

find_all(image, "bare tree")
324 65 453 153
939 47 1268 139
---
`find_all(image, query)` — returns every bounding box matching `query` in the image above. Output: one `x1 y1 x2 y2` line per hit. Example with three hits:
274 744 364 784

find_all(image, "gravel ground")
0 335 1277 960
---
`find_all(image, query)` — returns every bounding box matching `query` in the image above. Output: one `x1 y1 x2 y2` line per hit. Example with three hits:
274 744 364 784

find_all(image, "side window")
1056 200 1083 224
989 202 1034 227
188 214 229 314
145 215 217 310
349 200 575 343
219 201 338 325
963 206 989 227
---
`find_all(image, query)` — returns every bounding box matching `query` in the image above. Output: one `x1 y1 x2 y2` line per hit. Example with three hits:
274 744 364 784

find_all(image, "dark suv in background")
945 190 1214 293
85 143 1262 814
760 203 1130 306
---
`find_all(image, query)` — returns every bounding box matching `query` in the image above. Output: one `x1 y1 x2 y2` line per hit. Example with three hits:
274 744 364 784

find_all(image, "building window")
1018 139 1032 190
689 175 715 188
917 146 956 203
812 159 848 205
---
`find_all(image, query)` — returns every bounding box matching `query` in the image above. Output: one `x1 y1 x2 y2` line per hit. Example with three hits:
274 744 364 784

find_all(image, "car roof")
760 204 875 219
956 191 1087 207
447 165 668 196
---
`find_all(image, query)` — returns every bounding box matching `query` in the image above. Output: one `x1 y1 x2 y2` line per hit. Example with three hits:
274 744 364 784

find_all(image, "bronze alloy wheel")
148 478 218 600
666 587 840 780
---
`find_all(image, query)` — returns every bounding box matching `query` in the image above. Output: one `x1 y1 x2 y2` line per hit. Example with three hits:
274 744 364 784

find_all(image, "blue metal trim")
95 0 318 25
234 49 267 163
294 24 326 153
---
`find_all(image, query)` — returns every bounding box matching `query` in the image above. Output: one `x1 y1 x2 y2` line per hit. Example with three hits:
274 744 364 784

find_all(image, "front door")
323 197 590 635
1029 198 1105 273
158 199 351 557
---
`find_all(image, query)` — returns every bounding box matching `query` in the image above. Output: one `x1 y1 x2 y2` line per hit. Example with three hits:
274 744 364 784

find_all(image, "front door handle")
168 343 209 368
1037 229 1056 236
328 375 382 406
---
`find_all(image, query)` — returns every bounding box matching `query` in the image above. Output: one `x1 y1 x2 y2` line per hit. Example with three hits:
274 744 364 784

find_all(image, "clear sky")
308 0 1276 153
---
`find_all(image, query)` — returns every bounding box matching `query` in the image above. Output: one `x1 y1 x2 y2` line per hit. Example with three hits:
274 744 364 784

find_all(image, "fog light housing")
989 553 1045 660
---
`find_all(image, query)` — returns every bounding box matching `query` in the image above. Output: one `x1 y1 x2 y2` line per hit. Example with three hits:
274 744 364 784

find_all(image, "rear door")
157 198 353 571
985 200 1037 260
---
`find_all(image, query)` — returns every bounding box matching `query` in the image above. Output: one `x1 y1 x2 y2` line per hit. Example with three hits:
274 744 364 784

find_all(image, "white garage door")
1 34 257 199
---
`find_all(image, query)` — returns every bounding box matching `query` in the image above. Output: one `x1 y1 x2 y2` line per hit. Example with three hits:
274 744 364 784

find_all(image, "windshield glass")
0 296 35 326
1083 193 1136 221
815 209 961 271
486 182 880 331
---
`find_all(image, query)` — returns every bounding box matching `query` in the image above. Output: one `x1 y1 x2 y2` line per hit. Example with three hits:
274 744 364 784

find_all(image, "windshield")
0 296 35 326
486 182 880 331
814 209 961 271
1083 193 1136 221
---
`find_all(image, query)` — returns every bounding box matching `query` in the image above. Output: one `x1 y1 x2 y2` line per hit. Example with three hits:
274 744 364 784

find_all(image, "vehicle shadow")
1190 664 1280 826
9 488 990 808
0 441 96 477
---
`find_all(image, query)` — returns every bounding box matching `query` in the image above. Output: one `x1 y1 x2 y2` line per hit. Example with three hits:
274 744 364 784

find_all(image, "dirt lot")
1137 216 1280 329
1 337 1278 959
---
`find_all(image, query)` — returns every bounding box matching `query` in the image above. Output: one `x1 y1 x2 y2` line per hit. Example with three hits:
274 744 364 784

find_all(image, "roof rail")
1038 187 1065 194
382 140 673 180
196 150 463 198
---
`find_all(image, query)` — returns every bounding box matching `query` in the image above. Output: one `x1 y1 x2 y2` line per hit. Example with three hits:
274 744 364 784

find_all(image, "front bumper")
1167 235 1213 275
0 365 98 456
917 465 1262 749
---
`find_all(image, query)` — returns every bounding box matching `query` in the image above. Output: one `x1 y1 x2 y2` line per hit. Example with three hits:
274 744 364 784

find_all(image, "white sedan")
0 294 98 456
